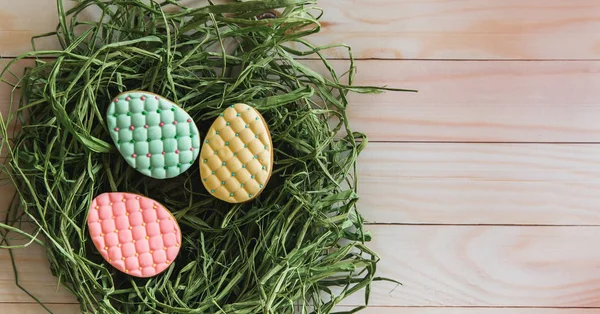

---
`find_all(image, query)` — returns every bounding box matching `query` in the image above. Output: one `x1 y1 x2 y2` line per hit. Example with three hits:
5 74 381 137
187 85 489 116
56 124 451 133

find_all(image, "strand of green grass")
0 0 411 313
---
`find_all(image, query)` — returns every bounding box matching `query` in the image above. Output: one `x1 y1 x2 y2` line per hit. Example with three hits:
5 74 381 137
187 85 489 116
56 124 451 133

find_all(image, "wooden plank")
313 0 600 60
1 304 79 314
0 156 17 228
342 308 600 314
0 162 77 304
2 226 600 307
4 306 600 314
341 59 600 142
0 163 74 305
344 225 600 307
0 1 65 57
3 59 600 142
0 165 75 303
358 143 600 225
5 142 600 226
2 1 600 60
6 306 600 314
0 243 77 303
0 58 31 139
0 183 16 214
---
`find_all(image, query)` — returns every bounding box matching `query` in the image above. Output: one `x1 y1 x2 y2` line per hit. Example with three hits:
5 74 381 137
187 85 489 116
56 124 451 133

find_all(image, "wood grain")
0 58 31 139
5 306 600 314
339 59 600 142
0 241 77 303
3 225 600 307
3 59 600 142
0 183 16 213
2 0 600 312
0 1 67 57
314 0 600 60
1 304 79 314
358 143 600 225
0 166 74 304
4 142 600 226
345 225 600 307
3 1 600 60
342 308 600 314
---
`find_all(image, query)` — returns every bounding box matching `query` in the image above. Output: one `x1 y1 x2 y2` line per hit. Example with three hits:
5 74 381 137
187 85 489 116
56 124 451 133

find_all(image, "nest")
0 0 402 312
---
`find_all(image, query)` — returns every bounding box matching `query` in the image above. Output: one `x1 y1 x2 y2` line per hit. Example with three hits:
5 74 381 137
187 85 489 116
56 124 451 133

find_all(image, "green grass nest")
0 0 405 313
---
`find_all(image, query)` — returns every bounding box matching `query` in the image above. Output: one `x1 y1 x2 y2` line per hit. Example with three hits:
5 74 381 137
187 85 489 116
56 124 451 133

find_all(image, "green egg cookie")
107 91 201 179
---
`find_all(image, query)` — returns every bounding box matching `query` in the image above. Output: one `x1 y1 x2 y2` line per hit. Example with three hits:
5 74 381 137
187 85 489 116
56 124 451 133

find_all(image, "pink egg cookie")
87 192 181 278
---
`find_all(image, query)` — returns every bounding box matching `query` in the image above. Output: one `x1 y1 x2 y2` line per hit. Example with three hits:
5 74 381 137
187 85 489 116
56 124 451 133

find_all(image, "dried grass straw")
0 0 410 313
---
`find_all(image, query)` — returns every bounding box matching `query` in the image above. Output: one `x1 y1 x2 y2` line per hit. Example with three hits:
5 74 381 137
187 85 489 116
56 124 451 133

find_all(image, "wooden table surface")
3 0 600 313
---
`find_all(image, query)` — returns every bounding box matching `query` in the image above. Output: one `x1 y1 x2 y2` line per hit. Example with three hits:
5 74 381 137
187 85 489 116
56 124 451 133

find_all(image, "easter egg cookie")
200 104 273 203
87 192 181 277
107 91 201 179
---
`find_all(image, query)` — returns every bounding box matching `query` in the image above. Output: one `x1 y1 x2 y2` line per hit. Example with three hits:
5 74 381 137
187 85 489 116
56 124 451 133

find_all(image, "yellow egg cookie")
200 104 273 203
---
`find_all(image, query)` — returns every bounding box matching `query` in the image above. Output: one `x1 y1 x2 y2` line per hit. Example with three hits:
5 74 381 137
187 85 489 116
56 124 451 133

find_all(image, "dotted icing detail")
87 192 181 278
107 92 201 179
199 103 273 203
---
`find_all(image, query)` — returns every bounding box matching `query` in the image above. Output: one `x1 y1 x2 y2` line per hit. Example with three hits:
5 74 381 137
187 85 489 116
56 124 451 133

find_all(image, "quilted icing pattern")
200 104 273 203
107 91 201 179
87 192 181 278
